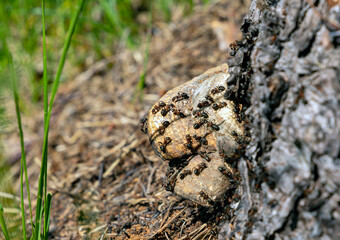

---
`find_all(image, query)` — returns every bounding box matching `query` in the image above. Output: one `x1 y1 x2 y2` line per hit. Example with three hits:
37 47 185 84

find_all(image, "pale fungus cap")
142 64 247 206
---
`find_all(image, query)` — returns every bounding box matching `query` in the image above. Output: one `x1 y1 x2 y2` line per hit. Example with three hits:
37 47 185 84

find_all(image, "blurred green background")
0 0 209 102
0 1 211 238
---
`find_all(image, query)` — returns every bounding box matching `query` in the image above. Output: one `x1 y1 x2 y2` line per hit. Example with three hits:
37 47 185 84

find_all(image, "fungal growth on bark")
141 64 250 206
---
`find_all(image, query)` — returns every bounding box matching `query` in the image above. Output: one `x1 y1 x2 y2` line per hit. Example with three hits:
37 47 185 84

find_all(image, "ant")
193 110 209 118
158 101 166 107
158 126 165 135
140 116 148 133
193 119 207 129
185 134 193 150
233 104 240 114
194 162 207 176
229 41 239 56
199 191 214 205
152 101 166 114
179 170 192 180
212 102 227 110
162 121 170 128
211 86 226 95
197 100 211 108
152 105 161 114
218 166 232 178
200 137 208 145
193 134 201 141
159 137 172 153
172 92 189 102
192 134 207 146
161 103 175 117
200 152 211 162
172 108 186 118
207 122 220 131
164 176 176 192
205 95 215 103
165 167 175 177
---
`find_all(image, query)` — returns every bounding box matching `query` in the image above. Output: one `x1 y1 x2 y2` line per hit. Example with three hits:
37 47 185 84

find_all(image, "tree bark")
219 0 340 239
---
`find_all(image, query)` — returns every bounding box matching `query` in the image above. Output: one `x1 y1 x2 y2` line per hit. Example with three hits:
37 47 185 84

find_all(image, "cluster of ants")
148 85 245 205
140 18 258 202
153 86 230 155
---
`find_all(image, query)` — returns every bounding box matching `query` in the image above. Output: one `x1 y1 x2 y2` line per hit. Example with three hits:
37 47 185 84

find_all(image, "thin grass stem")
0 204 10 240
34 0 86 238
134 2 152 102
43 193 52 240
41 0 50 236
9 51 27 239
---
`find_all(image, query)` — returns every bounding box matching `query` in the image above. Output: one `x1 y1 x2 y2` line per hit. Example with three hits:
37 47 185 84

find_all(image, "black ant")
159 137 172 153
194 162 207 175
152 101 166 114
212 102 227 110
158 101 166 107
207 122 220 131
199 191 214 205
200 137 208 145
218 166 232 178
165 167 175 177
179 170 192 180
193 110 209 118
193 134 201 141
158 126 165 135
152 105 161 114
205 95 215 103
172 108 186 118
231 131 238 137
211 86 226 95
140 116 148 133
162 121 170 128
172 92 189 102
164 176 176 192
200 152 211 162
161 103 175 117
185 134 193 150
193 119 207 129
197 100 210 108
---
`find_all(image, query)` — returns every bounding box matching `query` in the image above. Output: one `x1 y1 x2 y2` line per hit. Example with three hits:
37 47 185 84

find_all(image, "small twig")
139 178 150 204
103 138 138 178
149 206 187 239
159 203 173 229
97 162 104 188
179 220 187 237
188 223 207 237
192 228 209 240
146 166 156 195
165 231 171 240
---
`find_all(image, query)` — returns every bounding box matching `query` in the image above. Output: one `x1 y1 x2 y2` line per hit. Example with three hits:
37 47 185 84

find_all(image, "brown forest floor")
3 1 251 239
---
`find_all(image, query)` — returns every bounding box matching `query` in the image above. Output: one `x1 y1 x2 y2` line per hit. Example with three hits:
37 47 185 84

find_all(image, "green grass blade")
134 3 152 102
0 204 10 240
43 193 52 239
34 0 86 238
99 0 122 37
42 0 48 125
9 49 27 239
41 0 49 236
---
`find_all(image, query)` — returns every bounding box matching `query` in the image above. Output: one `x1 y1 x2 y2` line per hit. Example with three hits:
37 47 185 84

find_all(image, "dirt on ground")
2 1 251 239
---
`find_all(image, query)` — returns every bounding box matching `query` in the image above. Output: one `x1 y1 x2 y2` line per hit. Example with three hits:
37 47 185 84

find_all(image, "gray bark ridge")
219 0 340 239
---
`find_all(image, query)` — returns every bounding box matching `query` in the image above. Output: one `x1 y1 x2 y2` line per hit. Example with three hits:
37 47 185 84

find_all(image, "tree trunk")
218 0 340 239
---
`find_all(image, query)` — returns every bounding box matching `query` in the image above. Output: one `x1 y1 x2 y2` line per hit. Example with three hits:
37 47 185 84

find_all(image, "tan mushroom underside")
145 64 245 206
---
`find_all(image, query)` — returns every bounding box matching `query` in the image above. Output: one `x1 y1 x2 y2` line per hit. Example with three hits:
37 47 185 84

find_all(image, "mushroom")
141 64 247 207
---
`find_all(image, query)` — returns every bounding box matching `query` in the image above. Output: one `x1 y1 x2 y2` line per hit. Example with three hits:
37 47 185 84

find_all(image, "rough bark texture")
218 0 340 239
